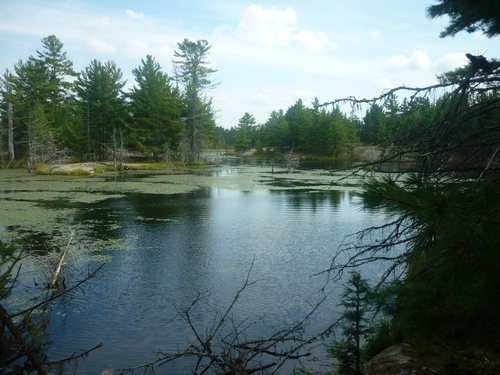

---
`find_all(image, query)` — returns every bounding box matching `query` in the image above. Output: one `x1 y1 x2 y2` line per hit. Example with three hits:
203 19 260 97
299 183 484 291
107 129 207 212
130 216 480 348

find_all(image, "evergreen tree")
310 98 332 154
328 107 348 158
234 112 256 152
128 55 183 157
173 39 217 163
10 58 49 158
2 35 77 160
328 271 373 375
264 110 289 153
30 35 78 152
31 35 77 123
285 98 311 150
0 69 16 163
427 0 500 38
328 59 500 355
74 60 127 160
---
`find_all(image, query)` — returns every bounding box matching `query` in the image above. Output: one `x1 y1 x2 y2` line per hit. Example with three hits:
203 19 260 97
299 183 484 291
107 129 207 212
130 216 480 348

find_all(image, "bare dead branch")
118 258 334 375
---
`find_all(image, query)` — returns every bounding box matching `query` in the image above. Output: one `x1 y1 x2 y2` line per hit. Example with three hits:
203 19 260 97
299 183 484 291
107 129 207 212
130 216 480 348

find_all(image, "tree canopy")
427 0 500 37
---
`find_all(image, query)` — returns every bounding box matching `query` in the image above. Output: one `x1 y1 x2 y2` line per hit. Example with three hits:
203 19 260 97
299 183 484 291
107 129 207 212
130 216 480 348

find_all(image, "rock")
362 344 439 375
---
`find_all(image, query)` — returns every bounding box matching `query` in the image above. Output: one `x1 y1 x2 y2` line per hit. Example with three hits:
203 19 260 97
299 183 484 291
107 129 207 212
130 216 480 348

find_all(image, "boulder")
362 344 439 375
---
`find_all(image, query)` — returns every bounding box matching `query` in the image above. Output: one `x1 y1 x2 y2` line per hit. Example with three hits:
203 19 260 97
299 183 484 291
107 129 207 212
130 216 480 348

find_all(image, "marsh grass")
127 163 164 170
190 160 205 167
94 165 117 173
35 164 51 175
126 161 187 170
53 169 92 176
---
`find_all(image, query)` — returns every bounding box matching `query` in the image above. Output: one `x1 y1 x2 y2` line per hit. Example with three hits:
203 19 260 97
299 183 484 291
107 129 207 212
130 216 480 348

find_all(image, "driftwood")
50 230 73 289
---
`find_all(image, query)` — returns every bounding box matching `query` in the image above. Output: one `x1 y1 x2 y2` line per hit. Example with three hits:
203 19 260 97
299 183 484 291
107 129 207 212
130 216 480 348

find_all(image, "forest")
2 0 500 374
0 32 484 168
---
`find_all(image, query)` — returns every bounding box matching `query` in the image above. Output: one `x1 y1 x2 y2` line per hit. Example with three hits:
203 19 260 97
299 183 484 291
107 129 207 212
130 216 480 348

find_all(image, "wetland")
0 162 386 374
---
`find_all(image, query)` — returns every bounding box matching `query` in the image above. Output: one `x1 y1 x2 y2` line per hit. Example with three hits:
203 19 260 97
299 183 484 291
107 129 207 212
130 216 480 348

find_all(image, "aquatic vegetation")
0 165 367 246
53 168 93 176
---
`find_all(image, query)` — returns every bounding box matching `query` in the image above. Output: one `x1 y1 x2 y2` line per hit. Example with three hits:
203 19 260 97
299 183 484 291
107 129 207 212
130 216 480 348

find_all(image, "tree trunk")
87 95 91 161
7 102 15 163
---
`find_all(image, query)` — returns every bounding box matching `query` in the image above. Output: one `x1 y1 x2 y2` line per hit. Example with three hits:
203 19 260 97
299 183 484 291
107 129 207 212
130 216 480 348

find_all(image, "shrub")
190 160 205 167
35 164 51 175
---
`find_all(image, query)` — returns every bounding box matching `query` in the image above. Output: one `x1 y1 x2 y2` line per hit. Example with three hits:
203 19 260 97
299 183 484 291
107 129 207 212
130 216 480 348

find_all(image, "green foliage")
190 160 205 167
233 112 257 152
74 59 128 161
360 104 386 145
264 109 289 153
363 176 500 288
255 138 263 153
362 320 397 360
328 271 373 375
128 55 183 157
439 349 500 375
427 0 500 38
173 39 217 163
53 168 92 176
286 99 312 149
3 32 496 173
358 175 500 355
34 163 51 175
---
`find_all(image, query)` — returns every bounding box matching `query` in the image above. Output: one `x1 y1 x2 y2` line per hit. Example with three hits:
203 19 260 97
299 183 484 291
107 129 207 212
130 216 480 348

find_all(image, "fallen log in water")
50 230 74 289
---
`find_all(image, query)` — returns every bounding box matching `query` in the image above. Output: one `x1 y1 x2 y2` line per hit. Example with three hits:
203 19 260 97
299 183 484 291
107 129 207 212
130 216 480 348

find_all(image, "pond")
0 164 387 374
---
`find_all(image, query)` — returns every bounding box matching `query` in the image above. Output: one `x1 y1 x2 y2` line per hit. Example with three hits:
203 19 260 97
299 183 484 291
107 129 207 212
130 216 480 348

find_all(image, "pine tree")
128 55 183 157
328 271 373 375
74 60 127 160
173 39 217 163
427 0 500 38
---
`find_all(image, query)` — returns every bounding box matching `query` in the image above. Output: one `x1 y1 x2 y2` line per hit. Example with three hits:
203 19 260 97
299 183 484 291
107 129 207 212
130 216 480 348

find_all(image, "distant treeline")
0 35 488 166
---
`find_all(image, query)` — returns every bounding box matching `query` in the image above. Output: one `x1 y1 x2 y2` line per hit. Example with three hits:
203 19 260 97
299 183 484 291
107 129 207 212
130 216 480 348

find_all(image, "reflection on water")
1 168 385 374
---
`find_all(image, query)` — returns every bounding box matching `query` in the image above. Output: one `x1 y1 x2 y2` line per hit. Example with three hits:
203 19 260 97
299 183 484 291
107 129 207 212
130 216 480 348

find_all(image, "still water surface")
2 166 385 373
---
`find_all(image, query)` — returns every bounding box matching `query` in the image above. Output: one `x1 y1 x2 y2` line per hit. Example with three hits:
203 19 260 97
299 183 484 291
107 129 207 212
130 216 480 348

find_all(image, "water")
1 167 384 374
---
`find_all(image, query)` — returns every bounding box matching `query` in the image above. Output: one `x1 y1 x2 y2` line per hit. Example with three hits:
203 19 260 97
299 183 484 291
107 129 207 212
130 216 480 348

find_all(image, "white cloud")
371 78 394 92
435 53 467 72
292 89 317 104
292 31 337 52
385 51 430 71
86 16 118 31
126 9 144 20
236 5 296 48
125 39 151 58
121 40 175 67
250 89 273 107
86 39 116 54
370 30 381 41
154 44 176 65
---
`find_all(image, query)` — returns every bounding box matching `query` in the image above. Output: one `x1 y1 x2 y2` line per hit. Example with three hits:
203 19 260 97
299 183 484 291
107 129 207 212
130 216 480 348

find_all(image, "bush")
362 320 400 360
35 164 51 175
190 160 205 167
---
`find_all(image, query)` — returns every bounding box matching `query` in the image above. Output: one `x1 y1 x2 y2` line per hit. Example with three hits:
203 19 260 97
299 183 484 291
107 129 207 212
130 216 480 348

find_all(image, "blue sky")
0 0 498 128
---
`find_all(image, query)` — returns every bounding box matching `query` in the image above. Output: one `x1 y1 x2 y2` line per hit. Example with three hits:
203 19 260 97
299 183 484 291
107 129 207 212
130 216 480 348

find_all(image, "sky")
0 0 499 129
